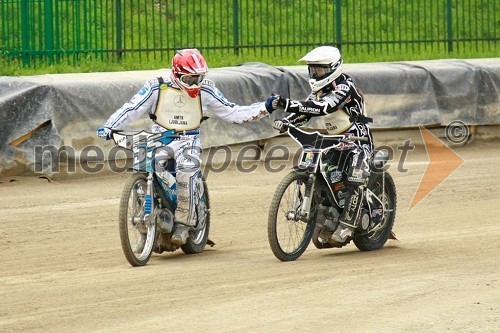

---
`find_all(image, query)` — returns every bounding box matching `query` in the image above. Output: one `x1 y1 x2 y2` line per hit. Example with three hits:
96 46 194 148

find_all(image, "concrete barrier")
1 59 499 176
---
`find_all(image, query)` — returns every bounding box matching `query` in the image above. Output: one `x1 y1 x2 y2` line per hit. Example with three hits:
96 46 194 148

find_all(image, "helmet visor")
307 60 342 80
180 74 205 86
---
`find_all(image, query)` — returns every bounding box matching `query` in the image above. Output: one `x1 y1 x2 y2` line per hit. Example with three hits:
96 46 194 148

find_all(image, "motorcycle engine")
315 204 341 243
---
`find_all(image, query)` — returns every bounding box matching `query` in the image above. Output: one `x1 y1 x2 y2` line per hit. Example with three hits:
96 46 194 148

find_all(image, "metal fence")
1 0 498 68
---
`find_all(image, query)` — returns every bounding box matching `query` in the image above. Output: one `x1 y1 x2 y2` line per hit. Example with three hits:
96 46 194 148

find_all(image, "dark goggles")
180 74 205 86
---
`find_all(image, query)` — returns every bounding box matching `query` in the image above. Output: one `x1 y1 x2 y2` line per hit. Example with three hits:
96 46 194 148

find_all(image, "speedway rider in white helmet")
97 49 271 249
265 46 374 244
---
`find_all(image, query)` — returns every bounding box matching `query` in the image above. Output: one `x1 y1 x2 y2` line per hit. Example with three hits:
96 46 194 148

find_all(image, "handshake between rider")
265 95 292 133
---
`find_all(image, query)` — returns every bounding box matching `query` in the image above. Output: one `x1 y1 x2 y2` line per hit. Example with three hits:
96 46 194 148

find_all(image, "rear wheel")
119 173 157 266
268 171 316 261
354 171 397 251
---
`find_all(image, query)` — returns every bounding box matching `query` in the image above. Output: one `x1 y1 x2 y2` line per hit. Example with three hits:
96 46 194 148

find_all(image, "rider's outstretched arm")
201 80 270 124
281 81 352 117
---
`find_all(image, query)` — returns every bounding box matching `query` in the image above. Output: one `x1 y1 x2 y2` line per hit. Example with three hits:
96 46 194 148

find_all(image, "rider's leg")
331 145 371 243
168 137 202 245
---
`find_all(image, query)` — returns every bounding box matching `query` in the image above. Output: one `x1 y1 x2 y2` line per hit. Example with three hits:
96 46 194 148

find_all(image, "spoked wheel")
354 171 397 251
119 173 157 266
181 176 211 254
268 171 316 261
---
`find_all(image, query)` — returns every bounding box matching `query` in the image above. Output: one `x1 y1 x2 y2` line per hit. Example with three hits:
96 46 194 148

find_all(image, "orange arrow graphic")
409 126 465 209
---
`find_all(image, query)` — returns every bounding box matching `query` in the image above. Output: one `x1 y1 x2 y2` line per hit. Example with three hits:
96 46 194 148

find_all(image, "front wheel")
268 171 316 261
181 177 211 254
119 173 157 266
354 171 397 251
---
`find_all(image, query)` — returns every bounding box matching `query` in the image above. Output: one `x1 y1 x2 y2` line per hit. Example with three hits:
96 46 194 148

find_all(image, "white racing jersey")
104 74 269 132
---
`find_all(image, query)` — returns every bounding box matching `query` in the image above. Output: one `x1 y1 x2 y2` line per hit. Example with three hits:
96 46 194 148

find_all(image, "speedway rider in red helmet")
98 49 271 248
266 46 374 244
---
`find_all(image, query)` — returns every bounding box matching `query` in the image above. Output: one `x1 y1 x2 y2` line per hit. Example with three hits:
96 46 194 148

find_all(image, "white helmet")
299 46 343 92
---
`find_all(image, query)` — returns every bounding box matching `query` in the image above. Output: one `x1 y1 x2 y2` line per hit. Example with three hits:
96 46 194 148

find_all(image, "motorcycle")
110 129 212 266
267 123 397 261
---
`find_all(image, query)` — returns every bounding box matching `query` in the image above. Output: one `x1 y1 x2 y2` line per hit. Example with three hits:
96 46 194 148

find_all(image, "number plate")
299 151 317 168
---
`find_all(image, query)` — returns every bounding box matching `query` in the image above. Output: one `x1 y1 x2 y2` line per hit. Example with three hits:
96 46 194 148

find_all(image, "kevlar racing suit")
280 73 374 229
103 75 270 227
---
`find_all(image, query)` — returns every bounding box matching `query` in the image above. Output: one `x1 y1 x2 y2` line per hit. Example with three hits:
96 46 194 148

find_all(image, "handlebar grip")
109 129 121 140
182 129 200 135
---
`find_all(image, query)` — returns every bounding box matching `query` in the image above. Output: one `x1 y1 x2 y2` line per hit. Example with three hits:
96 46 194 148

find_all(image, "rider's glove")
273 119 289 133
265 96 278 113
265 95 287 113
275 95 287 109
96 127 112 140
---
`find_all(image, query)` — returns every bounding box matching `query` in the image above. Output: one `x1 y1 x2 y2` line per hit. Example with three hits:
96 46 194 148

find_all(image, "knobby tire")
268 171 316 261
354 171 397 251
181 177 211 254
119 173 156 266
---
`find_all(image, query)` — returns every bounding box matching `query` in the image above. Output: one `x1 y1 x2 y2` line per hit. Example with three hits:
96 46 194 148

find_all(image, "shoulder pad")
149 76 174 89
202 79 215 88
147 78 159 87
337 83 350 91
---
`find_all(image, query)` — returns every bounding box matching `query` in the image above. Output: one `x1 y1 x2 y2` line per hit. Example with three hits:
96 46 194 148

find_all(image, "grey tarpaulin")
0 59 499 175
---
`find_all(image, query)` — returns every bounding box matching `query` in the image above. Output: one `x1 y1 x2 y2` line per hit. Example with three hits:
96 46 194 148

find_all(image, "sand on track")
1 133 499 333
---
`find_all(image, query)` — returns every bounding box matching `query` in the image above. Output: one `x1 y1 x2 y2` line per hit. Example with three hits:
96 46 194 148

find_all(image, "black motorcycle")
267 123 397 261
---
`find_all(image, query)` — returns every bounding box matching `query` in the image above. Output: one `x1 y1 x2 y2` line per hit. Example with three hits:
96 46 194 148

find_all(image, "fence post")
233 0 239 55
44 0 54 64
335 0 342 50
116 0 123 60
446 0 453 53
20 0 30 66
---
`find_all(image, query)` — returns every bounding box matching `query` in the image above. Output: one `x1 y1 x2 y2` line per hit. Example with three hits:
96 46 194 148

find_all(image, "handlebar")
109 128 200 151
110 128 200 137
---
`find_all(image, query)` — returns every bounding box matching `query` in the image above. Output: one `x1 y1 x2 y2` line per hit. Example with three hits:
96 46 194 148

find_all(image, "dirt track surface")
1 137 499 333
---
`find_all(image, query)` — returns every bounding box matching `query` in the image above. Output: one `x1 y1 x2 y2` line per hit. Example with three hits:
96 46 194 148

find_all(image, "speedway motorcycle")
111 129 211 266
268 123 397 261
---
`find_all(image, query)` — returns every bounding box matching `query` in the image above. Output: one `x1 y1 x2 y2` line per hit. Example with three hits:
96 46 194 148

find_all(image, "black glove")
275 95 287 108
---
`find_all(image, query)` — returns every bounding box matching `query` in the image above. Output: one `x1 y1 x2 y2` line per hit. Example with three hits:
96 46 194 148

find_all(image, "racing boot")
331 189 361 243
331 223 353 243
171 223 190 245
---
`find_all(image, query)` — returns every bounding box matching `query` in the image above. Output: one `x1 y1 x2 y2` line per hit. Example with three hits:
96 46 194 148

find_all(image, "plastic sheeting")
1 59 499 175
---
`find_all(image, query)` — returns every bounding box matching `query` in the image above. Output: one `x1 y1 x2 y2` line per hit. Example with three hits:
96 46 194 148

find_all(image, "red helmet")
171 49 208 98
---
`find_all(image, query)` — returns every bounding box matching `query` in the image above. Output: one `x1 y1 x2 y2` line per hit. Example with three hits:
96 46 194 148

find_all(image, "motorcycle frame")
111 129 206 232
287 125 388 229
